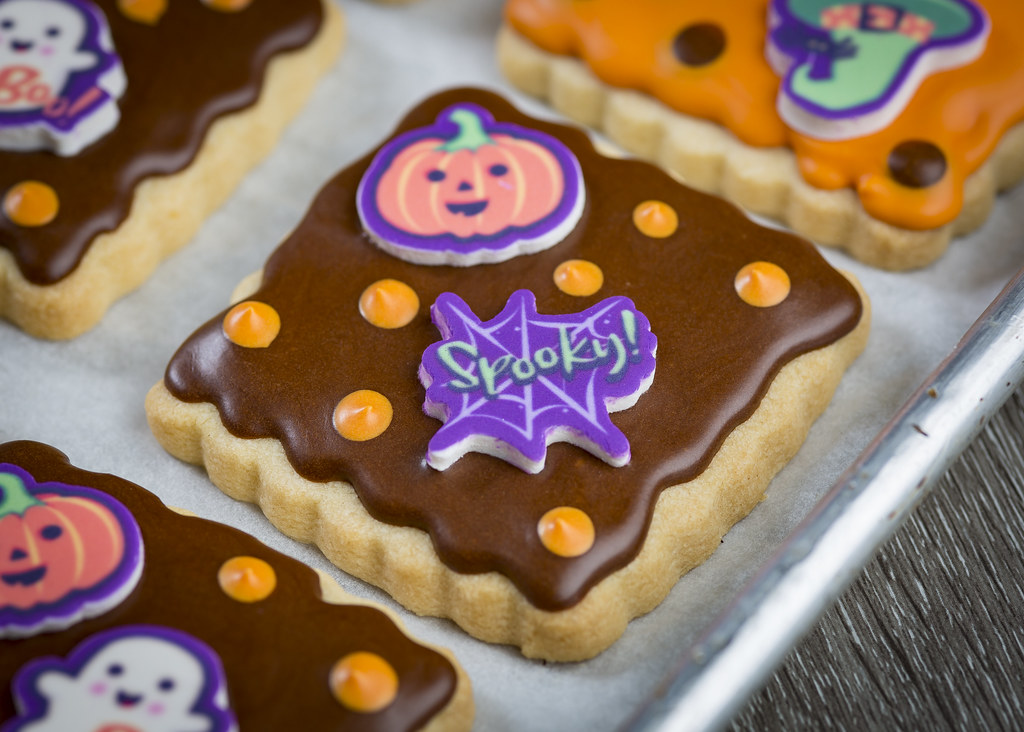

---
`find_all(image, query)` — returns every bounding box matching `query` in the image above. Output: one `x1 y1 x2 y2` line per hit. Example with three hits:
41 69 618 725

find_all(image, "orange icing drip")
334 390 393 442
3 181 59 228
359 279 420 329
537 506 595 557
632 200 679 238
222 301 281 348
735 261 791 307
217 556 277 603
553 259 604 296
117 0 167 24
330 652 399 713
202 0 253 11
506 0 1024 230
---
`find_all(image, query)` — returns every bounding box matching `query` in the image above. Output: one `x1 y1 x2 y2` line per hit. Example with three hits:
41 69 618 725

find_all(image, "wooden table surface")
731 386 1024 730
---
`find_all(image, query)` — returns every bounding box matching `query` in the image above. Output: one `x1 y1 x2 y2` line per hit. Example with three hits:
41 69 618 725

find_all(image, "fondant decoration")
0 465 143 639
632 200 678 239
5 624 237 732
735 261 792 307
222 300 280 349
357 102 585 266
537 506 595 558
420 290 657 474
0 0 127 155
769 0 989 140
329 652 399 714
3 180 58 227
333 390 393 442
359 278 420 329
217 556 276 603
552 259 603 297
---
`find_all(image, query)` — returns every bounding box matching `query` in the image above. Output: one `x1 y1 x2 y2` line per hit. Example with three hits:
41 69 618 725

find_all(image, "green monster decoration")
769 0 990 139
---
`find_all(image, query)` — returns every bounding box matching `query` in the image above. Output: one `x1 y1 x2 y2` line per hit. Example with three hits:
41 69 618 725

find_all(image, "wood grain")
733 388 1024 730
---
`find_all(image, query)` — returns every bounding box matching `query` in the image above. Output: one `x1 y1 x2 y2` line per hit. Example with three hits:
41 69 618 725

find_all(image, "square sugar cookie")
0 440 473 731
146 88 870 661
499 0 1024 270
0 0 343 339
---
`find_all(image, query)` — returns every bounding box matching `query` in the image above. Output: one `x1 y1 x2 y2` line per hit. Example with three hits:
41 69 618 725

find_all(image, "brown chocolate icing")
165 88 863 611
0 0 321 285
0 441 457 731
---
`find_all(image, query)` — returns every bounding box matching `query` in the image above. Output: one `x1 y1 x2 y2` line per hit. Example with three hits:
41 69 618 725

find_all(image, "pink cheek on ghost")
146 702 166 716
40 46 54 57
89 682 108 696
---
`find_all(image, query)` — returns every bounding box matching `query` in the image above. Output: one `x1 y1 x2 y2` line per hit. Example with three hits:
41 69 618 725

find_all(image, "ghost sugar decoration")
5 625 238 732
0 0 127 155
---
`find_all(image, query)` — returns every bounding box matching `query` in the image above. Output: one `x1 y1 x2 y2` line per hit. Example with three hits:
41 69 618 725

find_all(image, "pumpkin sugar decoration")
357 102 585 266
0 466 143 638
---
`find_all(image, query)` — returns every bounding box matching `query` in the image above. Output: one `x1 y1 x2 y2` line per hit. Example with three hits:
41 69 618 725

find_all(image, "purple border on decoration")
0 463 143 637
0 0 122 133
356 102 584 262
770 0 988 121
3 624 237 732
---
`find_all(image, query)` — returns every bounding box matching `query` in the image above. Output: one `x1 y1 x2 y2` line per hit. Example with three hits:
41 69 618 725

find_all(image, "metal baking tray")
1 1 1022 730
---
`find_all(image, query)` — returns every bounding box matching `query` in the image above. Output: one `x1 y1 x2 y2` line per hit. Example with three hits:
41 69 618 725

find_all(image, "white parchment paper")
2 1 1023 729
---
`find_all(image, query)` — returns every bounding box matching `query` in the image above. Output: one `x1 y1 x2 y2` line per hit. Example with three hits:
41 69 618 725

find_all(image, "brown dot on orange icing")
3 181 59 227
202 0 253 11
222 301 281 348
632 200 678 238
218 556 277 603
359 279 419 329
734 262 791 308
117 0 167 24
538 506 595 558
673 23 726 67
330 652 399 713
334 390 393 441
553 259 604 297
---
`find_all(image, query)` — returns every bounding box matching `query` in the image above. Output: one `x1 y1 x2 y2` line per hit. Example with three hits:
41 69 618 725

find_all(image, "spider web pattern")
420 290 657 474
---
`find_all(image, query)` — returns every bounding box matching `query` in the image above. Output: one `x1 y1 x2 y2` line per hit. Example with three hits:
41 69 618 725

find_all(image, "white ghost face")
0 0 96 106
14 631 234 732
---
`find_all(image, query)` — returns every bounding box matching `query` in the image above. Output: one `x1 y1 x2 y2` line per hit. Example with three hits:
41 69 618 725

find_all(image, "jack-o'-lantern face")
358 103 585 266
0 466 143 637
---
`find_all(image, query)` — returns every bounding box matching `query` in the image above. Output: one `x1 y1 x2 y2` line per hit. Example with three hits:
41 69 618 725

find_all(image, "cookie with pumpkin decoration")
0 0 343 339
499 0 1024 270
0 440 474 731
145 87 869 661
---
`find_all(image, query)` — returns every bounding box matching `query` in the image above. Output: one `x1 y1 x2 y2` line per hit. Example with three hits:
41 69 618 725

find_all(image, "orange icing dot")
202 0 253 11
330 652 399 713
3 181 59 227
222 301 281 348
632 200 678 238
117 0 167 24
734 261 791 308
553 259 604 296
359 279 420 329
217 556 277 603
538 506 595 558
334 390 393 441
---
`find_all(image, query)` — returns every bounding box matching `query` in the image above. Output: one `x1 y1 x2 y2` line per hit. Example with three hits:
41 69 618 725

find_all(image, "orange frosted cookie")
499 0 1024 270
0 440 473 731
0 0 343 339
146 88 869 661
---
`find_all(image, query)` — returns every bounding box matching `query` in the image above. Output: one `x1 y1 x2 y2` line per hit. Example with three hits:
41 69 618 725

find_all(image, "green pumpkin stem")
439 108 495 152
0 471 43 519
